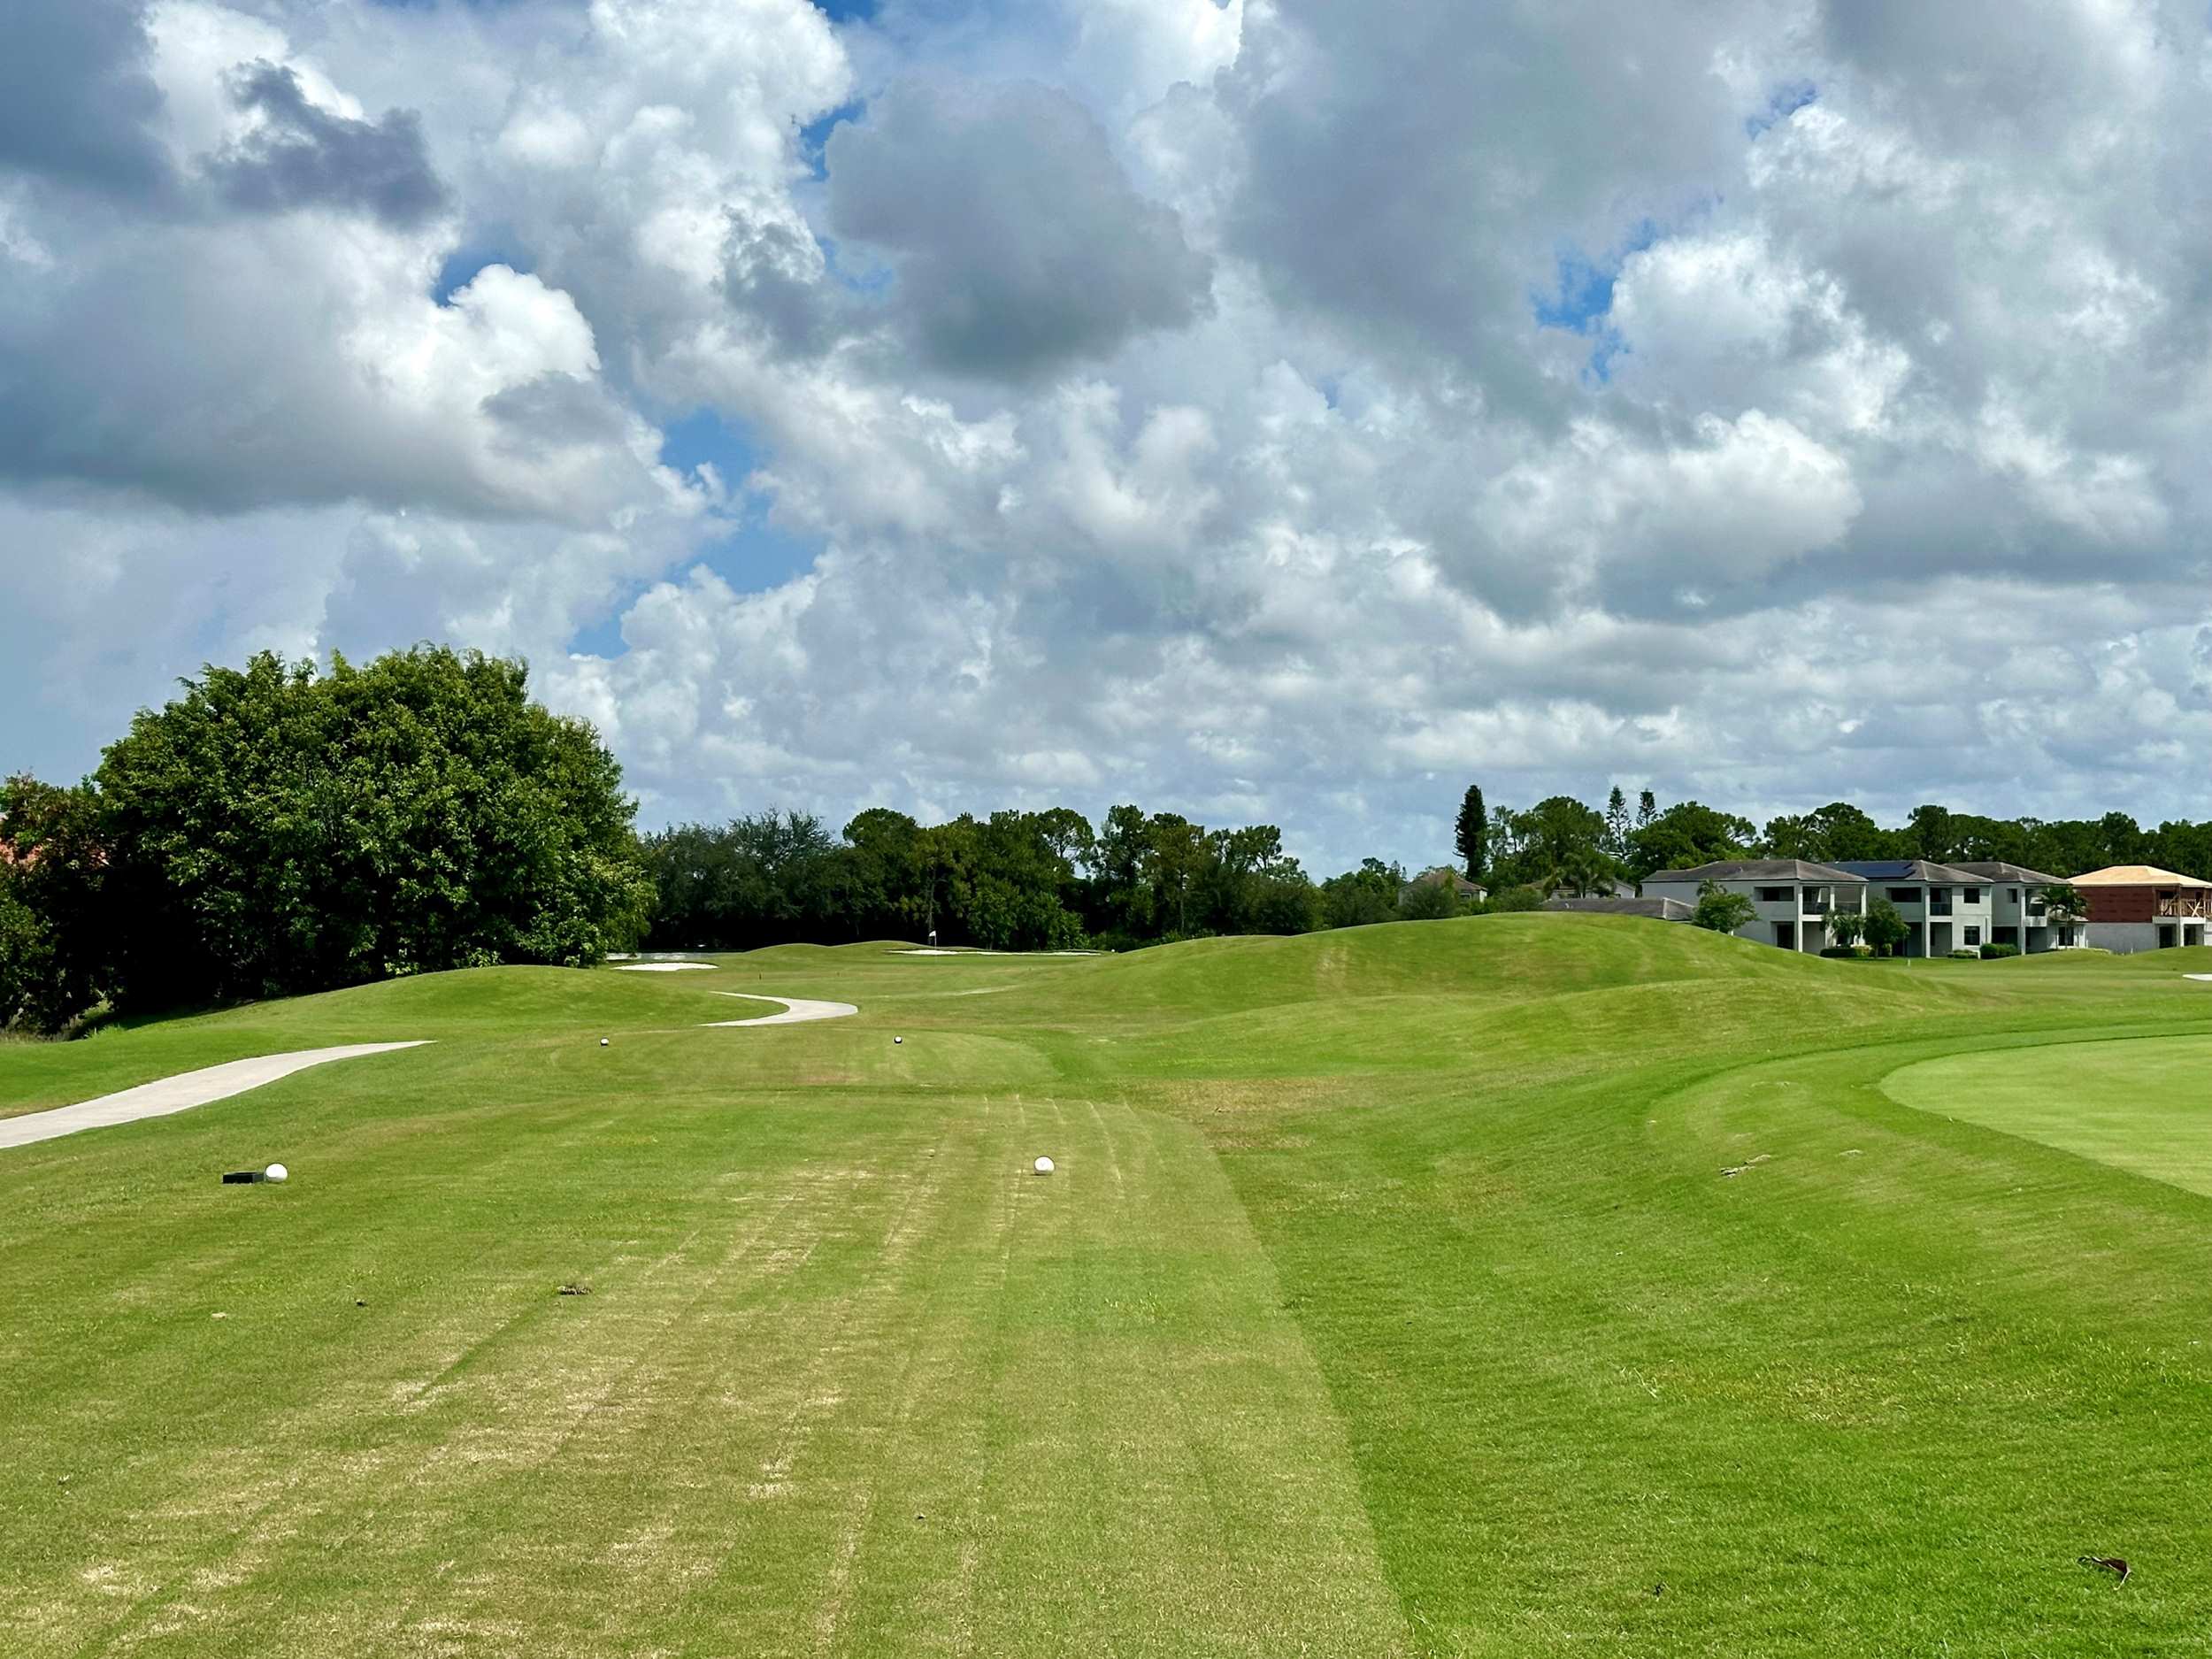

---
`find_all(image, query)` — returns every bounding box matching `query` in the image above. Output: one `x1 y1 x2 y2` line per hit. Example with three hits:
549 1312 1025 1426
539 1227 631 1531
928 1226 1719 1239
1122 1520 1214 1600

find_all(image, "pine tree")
1604 786 1629 858
1637 788 1657 831
1455 785 1488 883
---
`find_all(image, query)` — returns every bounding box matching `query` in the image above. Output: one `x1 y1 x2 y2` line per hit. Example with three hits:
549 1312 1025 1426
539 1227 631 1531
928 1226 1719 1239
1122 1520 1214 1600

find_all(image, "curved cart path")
0 1042 431 1150
705 994 860 1027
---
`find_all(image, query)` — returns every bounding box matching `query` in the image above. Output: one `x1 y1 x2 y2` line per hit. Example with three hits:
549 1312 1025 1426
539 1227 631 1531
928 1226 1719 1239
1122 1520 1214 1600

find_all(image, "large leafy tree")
97 647 652 1008
1495 795 1612 892
1624 802 1755 884
1801 802 1893 863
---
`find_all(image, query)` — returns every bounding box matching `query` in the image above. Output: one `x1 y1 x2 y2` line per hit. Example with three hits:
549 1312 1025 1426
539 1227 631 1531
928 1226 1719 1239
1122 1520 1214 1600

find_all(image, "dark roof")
1829 859 1993 884
1543 896 1694 922
1641 858 1864 884
1946 860 2064 885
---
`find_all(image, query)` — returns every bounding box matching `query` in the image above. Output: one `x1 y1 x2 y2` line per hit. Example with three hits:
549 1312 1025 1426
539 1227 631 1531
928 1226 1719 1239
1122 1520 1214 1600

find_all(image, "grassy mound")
6 922 2212 1654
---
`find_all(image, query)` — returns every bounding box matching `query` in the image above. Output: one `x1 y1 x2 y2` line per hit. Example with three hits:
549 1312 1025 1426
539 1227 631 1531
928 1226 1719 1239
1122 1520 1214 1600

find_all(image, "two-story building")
1946 861 2075 952
1638 859 1868 953
2070 865 2212 952
1826 860 1996 957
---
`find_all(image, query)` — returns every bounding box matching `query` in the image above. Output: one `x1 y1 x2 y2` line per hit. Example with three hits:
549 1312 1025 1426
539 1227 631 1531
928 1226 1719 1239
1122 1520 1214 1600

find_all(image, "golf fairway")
4 919 2212 1655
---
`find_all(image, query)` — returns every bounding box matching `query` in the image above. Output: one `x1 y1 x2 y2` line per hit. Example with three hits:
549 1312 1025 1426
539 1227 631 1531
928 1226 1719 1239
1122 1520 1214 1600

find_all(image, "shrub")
1483 886 1545 913
1948 948 1981 959
1979 942 2022 959
1691 879 1758 934
1820 944 1875 959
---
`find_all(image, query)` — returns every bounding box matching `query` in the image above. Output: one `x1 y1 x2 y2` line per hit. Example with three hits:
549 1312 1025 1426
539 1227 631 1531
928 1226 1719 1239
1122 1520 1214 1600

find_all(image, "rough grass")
4 916 2212 1655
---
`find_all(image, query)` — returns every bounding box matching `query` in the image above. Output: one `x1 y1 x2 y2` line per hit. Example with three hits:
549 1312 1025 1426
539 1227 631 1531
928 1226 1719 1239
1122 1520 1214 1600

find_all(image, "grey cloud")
482 373 633 450
1221 0 1789 409
722 218 843 358
826 75 1212 377
211 63 449 227
0 1 170 195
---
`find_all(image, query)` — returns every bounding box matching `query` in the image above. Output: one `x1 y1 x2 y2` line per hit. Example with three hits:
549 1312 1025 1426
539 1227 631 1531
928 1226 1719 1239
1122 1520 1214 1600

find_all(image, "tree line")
638 806 1525 953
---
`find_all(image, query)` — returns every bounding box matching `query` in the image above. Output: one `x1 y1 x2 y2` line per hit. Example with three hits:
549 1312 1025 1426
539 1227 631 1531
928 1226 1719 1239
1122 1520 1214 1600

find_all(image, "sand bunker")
705 994 859 1027
613 962 718 972
0 1043 430 1150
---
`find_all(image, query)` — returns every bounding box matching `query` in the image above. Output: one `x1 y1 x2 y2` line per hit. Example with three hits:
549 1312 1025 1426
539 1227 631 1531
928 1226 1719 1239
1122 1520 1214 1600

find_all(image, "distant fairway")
1885 1033 2212 1195
6 921 2212 1655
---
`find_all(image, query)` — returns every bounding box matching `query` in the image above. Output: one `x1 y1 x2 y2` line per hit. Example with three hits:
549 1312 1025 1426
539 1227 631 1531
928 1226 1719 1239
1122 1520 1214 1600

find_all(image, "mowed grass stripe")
0 1018 1406 1655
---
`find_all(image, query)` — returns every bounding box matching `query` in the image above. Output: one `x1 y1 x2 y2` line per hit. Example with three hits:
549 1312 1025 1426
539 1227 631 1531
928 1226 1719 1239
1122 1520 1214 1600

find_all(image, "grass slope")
4 915 2212 1655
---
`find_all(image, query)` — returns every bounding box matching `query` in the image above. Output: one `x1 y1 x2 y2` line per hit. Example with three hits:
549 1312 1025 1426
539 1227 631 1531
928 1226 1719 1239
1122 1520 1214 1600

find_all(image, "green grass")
1885 1033 2212 1195
5 917 2212 1654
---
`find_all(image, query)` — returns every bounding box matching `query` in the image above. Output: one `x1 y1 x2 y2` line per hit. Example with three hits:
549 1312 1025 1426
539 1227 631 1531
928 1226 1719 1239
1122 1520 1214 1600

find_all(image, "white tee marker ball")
265 1164 288 1183
894 1036 902 1044
600 1038 610 1047
1033 1156 1054 1176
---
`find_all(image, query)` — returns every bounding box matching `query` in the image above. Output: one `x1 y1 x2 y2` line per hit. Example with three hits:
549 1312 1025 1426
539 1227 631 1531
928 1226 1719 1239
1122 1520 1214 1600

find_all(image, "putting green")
1883 1033 2212 1196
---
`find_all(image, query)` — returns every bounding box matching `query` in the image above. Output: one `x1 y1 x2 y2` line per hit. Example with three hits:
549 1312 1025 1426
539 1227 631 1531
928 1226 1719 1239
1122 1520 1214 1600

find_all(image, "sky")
2 0 2208 876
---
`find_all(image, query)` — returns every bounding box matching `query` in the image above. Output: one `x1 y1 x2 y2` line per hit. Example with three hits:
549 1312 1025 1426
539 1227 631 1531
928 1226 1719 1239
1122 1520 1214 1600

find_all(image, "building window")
2009 888 2020 902
1965 926 1981 946
1962 888 1980 904
1887 888 1917 903
1756 887 1791 903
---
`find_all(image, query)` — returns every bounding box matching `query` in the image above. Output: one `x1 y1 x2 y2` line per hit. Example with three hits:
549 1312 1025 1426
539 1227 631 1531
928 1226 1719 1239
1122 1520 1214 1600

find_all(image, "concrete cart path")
0 1043 432 1150
705 994 860 1027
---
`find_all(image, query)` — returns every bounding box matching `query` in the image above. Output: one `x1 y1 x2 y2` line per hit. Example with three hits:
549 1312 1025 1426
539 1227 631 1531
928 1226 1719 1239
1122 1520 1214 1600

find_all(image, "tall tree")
1801 802 1892 863
1906 803 1955 862
1145 813 1209 937
1763 813 1811 859
1603 787 1630 860
1455 784 1488 882
1636 789 1657 831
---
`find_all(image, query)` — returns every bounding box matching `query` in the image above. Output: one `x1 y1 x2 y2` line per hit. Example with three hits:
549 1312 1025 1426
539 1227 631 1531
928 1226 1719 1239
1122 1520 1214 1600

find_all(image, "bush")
1820 944 1874 959
1482 886 1545 913
1948 948 1981 959
1979 942 2022 959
